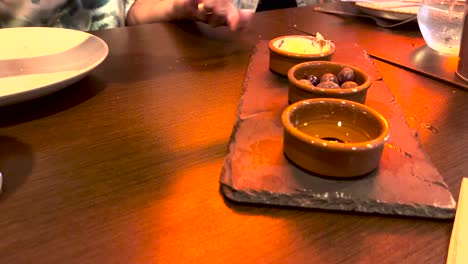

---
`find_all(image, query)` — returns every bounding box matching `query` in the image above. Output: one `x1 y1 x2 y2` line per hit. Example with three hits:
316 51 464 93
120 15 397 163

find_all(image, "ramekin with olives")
287 61 372 104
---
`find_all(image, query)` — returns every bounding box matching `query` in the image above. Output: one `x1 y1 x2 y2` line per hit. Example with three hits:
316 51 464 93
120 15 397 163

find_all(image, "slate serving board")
219 40 456 219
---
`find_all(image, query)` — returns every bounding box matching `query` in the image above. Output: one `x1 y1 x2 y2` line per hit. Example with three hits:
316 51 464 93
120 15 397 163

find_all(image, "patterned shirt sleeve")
231 0 260 10
125 0 135 17
0 0 136 31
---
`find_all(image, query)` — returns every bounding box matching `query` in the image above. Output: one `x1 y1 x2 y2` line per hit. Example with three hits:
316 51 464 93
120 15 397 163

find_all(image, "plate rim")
0 27 109 106
354 2 419 21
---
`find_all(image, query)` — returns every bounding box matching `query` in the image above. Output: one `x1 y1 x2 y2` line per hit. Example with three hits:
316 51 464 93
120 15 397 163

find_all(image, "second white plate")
355 1 420 21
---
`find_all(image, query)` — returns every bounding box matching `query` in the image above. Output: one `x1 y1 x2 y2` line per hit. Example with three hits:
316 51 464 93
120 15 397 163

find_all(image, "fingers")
196 1 227 27
200 0 228 16
233 9 253 31
196 0 253 31
224 7 253 31
226 6 240 31
196 2 220 24
171 0 199 20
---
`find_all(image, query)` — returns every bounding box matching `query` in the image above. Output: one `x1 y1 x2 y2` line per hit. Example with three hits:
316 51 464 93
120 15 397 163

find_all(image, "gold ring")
197 3 214 15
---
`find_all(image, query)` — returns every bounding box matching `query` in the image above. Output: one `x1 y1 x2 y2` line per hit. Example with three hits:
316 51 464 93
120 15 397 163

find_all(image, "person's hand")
193 0 253 31
127 0 253 31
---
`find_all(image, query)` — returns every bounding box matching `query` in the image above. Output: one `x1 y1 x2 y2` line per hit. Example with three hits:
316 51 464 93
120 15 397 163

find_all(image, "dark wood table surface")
1 6 467 264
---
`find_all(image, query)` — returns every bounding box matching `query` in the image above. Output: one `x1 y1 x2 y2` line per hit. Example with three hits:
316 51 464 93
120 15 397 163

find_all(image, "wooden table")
0 6 467 263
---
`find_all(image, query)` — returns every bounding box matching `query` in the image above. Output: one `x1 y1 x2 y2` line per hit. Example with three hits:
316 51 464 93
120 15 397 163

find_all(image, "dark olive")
298 79 313 86
317 81 340 89
337 67 355 84
306 74 320 86
341 81 358 89
320 73 338 84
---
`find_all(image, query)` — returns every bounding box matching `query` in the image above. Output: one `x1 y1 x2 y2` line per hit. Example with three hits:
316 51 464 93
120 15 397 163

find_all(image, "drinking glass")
456 3 468 81
417 0 466 56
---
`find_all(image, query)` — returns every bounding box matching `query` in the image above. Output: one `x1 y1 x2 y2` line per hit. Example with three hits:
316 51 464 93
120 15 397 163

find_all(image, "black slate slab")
219 40 456 219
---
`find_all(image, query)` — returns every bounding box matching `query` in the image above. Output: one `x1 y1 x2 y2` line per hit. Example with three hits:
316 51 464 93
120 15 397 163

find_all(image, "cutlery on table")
312 7 417 28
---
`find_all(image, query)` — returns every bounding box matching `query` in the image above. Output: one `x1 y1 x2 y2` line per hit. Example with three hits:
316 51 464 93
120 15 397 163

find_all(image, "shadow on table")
408 45 467 88
90 22 254 85
0 75 106 128
164 21 255 68
220 187 451 263
0 136 33 202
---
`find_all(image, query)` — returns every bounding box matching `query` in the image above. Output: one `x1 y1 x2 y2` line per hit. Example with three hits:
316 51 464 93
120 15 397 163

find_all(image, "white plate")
355 1 420 21
0 27 108 107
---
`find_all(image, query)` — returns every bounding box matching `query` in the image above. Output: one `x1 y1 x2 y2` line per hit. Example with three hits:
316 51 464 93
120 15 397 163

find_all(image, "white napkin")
447 178 468 264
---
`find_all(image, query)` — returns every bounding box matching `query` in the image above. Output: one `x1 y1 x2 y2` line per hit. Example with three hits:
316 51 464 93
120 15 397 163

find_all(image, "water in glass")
417 0 466 55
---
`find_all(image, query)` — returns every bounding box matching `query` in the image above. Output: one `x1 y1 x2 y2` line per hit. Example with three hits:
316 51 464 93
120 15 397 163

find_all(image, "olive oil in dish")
297 120 372 143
